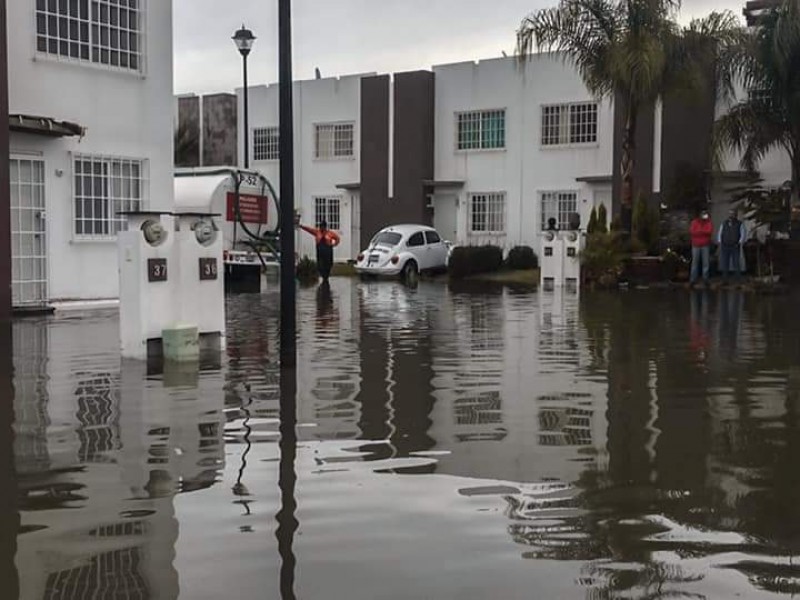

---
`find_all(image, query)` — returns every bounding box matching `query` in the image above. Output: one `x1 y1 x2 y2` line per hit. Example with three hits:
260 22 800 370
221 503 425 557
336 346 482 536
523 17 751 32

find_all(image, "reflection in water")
276 365 298 600
232 385 253 514
0 323 19 598
6 283 800 598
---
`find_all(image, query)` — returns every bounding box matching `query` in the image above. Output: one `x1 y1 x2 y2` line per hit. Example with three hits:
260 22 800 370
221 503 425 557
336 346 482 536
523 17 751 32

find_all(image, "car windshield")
371 232 402 247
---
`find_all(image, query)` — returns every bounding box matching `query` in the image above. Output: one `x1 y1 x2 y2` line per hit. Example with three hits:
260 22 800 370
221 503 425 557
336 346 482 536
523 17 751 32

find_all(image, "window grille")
36 0 144 72
469 193 506 233
457 109 506 150
541 102 598 146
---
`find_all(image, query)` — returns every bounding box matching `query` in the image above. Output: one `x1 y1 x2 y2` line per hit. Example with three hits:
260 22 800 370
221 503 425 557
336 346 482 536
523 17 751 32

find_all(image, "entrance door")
10 158 48 308
434 194 458 245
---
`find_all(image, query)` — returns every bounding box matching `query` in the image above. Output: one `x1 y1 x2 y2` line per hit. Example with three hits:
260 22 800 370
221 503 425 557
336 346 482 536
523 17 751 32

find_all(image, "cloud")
173 0 746 95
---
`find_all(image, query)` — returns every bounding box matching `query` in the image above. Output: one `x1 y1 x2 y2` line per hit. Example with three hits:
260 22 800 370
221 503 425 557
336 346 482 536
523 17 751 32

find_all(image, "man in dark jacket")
717 209 746 282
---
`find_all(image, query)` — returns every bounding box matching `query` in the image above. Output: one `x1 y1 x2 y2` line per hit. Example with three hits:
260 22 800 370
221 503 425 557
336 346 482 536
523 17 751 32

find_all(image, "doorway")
433 194 458 245
10 158 48 308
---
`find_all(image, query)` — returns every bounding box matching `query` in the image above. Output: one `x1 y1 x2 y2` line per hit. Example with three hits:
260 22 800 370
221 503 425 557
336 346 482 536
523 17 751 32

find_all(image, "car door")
406 231 428 269
424 230 448 269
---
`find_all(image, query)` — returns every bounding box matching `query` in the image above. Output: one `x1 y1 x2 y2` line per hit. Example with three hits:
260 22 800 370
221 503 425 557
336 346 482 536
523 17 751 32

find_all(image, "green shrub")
597 204 608 234
449 245 504 279
296 256 318 283
505 245 539 270
580 232 626 288
587 208 599 234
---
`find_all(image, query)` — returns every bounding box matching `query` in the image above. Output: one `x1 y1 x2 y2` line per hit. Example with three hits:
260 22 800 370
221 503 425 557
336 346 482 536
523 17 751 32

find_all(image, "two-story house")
8 0 174 309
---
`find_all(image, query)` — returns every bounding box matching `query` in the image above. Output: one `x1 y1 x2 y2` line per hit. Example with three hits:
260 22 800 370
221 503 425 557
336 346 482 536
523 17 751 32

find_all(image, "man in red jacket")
689 209 713 287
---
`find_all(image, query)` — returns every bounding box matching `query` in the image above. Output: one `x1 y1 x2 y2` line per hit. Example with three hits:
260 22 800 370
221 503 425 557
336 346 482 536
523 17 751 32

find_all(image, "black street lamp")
233 25 256 169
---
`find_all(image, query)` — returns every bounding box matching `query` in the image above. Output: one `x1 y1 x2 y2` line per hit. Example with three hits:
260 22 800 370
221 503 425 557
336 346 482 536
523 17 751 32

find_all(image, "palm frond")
685 11 749 104
517 0 621 98
714 100 790 173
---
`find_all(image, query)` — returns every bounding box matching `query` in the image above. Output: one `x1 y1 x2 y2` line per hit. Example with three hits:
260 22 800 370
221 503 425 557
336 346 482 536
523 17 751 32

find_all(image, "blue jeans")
691 246 710 283
719 245 740 279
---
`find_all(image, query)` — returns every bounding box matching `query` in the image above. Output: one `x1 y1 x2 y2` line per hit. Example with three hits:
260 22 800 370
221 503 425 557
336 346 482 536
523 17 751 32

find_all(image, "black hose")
229 170 282 270
232 171 281 244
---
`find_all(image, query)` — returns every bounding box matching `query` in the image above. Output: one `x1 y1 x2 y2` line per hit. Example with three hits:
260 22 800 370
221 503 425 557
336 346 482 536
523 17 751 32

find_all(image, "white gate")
10 158 48 308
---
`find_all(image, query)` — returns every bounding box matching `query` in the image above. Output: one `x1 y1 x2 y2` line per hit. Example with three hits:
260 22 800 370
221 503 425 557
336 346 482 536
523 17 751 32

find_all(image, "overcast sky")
173 0 746 95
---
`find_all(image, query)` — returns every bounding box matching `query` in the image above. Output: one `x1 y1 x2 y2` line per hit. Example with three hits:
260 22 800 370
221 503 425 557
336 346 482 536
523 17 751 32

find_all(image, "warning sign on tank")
226 192 269 224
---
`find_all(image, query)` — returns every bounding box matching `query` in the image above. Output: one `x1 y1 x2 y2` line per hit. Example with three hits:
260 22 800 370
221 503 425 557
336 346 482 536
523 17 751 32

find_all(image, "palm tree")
714 0 800 211
517 0 741 234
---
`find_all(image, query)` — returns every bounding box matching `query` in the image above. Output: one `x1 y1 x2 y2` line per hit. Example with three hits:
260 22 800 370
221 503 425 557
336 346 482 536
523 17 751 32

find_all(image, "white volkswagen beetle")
355 224 451 278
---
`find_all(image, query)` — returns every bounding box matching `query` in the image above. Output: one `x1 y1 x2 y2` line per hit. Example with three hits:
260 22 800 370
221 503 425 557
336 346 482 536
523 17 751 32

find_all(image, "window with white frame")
457 110 506 150
36 0 144 72
253 127 279 161
314 196 341 230
748 88 773 108
314 123 354 159
541 102 598 146
74 155 147 238
469 193 506 234
540 191 578 231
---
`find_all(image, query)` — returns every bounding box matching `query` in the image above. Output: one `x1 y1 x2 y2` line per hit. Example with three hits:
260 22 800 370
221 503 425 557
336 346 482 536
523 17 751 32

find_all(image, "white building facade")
239 74 369 262
432 56 615 250
8 0 174 307
230 54 793 264
237 57 617 258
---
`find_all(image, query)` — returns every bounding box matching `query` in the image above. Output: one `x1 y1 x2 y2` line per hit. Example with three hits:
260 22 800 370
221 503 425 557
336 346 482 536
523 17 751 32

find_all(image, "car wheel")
401 260 419 282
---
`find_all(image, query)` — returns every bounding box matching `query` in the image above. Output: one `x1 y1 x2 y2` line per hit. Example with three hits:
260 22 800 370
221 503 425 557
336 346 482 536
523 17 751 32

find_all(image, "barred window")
749 88 773 108
253 126 279 161
314 196 341 231
541 191 577 231
541 102 598 146
315 123 354 159
74 155 147 238
36 0 144 72
457 110 506 150
469 193 506 233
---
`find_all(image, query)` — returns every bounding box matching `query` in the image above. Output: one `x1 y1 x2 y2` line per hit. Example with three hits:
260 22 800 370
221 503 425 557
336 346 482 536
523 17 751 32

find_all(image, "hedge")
505 245 538 270
449 245 504 279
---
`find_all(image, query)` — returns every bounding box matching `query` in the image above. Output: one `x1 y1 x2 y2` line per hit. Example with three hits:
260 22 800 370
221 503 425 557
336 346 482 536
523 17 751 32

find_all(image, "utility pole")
0 0 12 323
277 3 298 596
278 0 296 369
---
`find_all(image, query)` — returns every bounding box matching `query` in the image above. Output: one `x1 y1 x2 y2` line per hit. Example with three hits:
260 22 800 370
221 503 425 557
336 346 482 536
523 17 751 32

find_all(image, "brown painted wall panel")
176 96 201 168
359 75 390 248
612 95 656 214
202 94 238 167
392 71 435 227
660 87 716 208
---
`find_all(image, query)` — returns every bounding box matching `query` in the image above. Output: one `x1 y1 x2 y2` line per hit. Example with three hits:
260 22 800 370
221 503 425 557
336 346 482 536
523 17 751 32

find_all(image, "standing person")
717 208 746 283
298 220 340 282
689 209 713 287
546 217 558 232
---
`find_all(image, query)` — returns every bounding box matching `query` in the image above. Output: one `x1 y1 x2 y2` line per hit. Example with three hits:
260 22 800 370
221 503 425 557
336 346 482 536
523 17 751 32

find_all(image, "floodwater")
3 280 800 599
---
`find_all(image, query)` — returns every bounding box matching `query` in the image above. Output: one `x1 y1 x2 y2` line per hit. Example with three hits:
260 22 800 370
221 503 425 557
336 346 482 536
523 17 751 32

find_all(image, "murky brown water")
3 279 800 599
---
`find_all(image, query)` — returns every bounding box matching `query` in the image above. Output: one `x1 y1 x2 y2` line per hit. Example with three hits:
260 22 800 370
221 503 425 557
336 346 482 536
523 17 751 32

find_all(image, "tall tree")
517 0 740 234
714 0 800 218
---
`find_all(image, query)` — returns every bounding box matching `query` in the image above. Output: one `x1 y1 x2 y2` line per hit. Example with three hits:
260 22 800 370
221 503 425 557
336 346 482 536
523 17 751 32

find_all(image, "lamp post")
232 25 256 169
278 0 296 370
